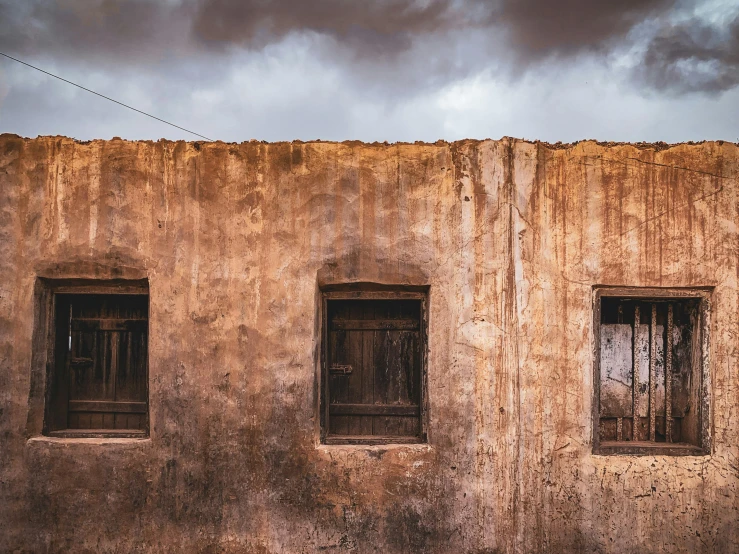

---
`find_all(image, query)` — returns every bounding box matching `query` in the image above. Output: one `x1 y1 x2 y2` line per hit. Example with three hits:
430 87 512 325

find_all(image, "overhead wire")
0 52 213 141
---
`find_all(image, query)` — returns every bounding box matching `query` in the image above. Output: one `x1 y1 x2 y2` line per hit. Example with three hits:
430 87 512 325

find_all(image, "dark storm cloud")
191 0 485 57
496 0 676 59
190 0 679 61
635 15 739 94
0 0 738 95
0 0 194 63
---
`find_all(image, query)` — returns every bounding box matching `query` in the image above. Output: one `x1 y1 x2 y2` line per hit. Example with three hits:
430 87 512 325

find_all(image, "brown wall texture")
1 134 738 553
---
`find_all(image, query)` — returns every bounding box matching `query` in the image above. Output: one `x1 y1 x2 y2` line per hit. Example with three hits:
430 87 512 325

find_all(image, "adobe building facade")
1 134 738 552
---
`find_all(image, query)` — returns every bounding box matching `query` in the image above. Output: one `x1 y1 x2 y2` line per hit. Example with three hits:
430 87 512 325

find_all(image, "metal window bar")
624 302 673 443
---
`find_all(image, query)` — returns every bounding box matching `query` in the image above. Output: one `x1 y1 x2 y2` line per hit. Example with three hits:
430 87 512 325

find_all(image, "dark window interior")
47 293 149 435
597 296 703 452
324 298 423 442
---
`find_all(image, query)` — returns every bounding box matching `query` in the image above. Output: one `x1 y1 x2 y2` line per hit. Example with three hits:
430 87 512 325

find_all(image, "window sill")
47 429 147 439
323 435 425 446
594 441 708 456
318 436 431 453
28 430 149 444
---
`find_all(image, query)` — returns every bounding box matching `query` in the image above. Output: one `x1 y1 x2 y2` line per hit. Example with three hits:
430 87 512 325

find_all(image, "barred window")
593 288 710 455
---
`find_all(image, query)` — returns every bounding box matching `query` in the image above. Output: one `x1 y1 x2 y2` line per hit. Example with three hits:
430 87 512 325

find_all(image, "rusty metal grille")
597 295 703 450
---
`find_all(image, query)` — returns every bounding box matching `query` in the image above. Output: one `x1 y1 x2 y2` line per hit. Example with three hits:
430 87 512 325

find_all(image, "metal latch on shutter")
330 364 353 375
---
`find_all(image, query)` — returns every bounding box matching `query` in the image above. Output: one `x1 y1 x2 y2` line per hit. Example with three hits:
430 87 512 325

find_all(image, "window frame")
41 279 150 439
320 286 429 445
592 286 712 456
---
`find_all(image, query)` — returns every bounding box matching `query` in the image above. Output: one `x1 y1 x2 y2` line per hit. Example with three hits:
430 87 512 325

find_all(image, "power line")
0 52 213 141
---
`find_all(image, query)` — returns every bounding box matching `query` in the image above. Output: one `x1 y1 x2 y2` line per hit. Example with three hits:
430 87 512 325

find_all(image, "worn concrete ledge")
26 436 152 446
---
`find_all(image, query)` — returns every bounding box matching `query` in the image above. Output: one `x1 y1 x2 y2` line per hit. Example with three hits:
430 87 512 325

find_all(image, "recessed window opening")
45 286 149 437
594 288 710 455
321 289 427 445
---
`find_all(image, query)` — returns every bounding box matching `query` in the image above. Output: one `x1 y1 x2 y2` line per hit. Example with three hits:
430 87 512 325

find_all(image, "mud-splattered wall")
1 135 738 553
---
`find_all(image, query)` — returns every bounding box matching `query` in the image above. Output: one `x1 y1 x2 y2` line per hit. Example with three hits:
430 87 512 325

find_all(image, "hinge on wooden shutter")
330 364 353 375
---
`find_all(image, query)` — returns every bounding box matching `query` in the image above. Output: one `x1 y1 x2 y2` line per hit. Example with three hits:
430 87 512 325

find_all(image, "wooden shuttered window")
47 292 149 436
594 289 710 455
323 293 426 444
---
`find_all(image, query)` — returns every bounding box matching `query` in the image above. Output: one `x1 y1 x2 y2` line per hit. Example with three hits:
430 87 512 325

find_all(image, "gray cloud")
2 0 738 95
0 0 194 64
635 14 739 94
1 0 738 145
190 0 682 62
191 0 482 58
497 0 677 60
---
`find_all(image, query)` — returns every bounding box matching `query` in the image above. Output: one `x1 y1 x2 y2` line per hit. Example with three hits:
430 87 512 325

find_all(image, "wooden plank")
345 301 365 435
116 330 148 402
328 323 350 436
76 413 91 429
671 303 694 418
666 304 673 442
331 319 419 330
599 324 633 417
329 404 421 416
68 412 79 429
598 287 711 301
597 441 704 456
324 435 424 445
632 305 640 441
68 412 129 427
71 319 147 331
114 413 130 429
399 303 421 437
322 291 427 301
90 413 103 429
396 415 421 438
48 296 72 432
384 299 400 438
373 327 390 436
634 319 664 414
48 429 147 438
49 279 149 295
69 329 113 401
386 329 402 437
683 305 703 446
361 327 374 435
635 322 649 406
68 401 147 413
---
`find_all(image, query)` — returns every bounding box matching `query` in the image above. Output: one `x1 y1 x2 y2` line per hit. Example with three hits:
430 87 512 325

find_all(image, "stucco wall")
1 134 738 553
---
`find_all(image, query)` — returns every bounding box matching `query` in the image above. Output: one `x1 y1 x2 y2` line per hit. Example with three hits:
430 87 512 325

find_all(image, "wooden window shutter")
323 293 426 444
49 293 149 435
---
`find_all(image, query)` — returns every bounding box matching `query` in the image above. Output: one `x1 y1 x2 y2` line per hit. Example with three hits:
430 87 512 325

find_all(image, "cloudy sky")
0 0 738 143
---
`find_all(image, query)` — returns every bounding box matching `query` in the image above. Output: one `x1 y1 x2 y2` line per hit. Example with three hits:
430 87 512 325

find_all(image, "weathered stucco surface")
1 135 738 553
